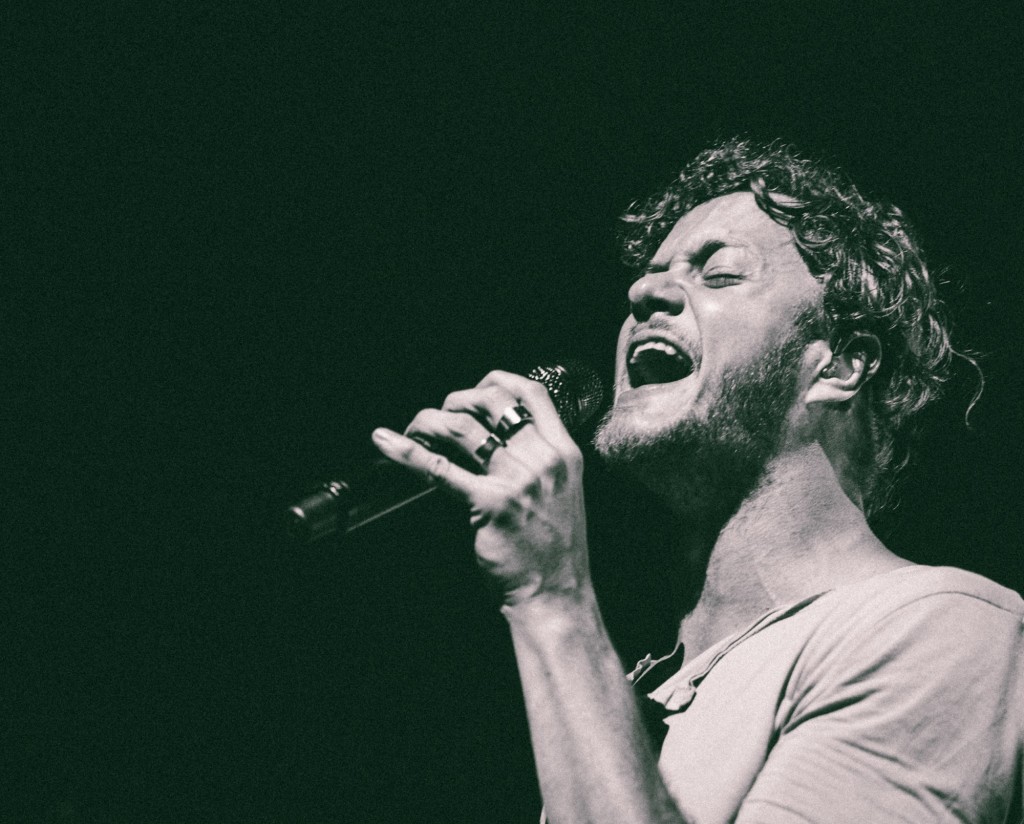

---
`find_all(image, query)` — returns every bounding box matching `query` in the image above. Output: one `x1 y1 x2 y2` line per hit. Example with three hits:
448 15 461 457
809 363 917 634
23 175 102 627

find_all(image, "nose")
628 270 687 322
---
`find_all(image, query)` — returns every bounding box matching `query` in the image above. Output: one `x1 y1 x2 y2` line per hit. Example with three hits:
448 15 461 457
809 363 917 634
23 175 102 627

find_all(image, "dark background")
8 2 1023 822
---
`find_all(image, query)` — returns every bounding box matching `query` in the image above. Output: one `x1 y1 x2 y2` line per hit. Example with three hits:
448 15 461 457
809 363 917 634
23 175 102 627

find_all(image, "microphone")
285 362 606 544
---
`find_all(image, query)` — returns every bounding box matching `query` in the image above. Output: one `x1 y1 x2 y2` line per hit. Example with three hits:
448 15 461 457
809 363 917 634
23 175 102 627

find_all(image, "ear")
805 333 882 405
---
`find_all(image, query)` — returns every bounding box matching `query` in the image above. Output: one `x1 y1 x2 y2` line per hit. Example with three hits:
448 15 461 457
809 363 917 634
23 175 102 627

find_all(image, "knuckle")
425 453 451 484
491 487 526 524
482 385 512 410
443 385 510 417
538 444 581 486
441 389 467 411
444 415 475 440
395 440 418 461
522 380 551 406
405 408 438 435
521 475 544 499
491 504 521 529
536 446 564 476
497 470 542 503
547 460 568 486
480 370 529 398
481 369 511 387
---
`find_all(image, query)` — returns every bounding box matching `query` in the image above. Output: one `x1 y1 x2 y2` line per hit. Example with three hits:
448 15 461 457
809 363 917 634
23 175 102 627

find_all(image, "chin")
592 403 693 467
601 337 807 493
594 374 704 457
593 401 779 518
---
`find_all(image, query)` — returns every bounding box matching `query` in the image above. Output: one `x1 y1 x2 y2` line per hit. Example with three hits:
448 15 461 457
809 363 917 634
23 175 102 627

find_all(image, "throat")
673 448 887 656
678 547 778 660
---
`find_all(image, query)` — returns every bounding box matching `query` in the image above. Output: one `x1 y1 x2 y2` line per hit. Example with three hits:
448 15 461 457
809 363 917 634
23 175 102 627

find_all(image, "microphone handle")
287 458 438 543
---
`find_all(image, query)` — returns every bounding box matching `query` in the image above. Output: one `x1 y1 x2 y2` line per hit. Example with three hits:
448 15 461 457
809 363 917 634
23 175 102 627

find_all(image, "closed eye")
702 273 743 287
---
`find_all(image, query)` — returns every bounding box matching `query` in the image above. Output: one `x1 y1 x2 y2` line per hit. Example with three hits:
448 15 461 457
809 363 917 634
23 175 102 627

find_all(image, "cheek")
613 320 632 388
704 301 781 365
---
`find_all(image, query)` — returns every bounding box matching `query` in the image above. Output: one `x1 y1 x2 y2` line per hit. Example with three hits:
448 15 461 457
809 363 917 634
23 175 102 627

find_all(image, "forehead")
651 191 797 263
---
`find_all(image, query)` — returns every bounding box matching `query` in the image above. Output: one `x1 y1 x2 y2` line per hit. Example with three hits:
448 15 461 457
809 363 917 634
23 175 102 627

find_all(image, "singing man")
371 139 1024 824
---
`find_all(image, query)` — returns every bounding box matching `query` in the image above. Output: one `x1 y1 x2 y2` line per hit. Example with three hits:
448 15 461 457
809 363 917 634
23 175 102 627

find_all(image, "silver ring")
494 404 533 440
474 432 505 467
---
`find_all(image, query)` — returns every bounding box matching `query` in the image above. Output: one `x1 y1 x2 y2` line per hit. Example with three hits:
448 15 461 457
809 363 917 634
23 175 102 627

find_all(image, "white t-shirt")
640 565 1024 823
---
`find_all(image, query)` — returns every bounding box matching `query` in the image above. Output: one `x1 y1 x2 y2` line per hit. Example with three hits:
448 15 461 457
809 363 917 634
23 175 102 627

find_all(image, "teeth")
629 339 685 364
627 337 694 387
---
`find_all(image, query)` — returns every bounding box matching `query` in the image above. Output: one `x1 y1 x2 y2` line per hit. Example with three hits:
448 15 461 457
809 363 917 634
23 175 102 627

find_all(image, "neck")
669 444 909 658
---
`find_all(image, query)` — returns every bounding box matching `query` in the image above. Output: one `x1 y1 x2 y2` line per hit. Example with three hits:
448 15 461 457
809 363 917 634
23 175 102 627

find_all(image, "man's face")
594 192 824 478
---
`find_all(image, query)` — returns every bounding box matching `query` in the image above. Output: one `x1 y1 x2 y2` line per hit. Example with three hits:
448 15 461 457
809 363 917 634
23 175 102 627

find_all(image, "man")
371 139 1024 823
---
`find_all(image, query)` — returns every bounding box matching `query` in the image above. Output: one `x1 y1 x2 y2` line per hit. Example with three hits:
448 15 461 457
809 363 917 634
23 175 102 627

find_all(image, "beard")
593 327 809 514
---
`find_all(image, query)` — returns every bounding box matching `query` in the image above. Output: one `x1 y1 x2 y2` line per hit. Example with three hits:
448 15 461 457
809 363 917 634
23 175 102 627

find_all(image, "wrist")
500 582 601 631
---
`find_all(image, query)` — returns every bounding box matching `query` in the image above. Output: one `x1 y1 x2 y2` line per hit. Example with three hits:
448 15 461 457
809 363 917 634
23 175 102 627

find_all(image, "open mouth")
627 339 695 388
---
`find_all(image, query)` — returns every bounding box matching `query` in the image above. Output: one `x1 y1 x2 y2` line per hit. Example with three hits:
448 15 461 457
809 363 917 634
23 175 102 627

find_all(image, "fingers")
374 369 582 495
442 374 553 441
370 427 480 499
475 370 581 457
440 381 565 471
401 406 515 473
441 385 533 443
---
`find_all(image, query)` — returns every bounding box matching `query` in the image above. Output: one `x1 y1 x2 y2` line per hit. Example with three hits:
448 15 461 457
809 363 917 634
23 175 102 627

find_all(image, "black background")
8 3 1024 822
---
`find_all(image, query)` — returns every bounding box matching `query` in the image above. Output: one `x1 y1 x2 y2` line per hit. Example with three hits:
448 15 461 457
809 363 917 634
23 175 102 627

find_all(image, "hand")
371 370 591 606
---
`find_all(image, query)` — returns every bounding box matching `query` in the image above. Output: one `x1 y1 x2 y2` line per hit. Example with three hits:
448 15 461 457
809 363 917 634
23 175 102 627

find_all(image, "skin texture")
371 192 909 823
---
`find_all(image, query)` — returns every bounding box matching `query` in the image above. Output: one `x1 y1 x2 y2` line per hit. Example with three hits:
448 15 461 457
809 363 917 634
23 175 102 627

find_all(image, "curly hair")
620 138 973 514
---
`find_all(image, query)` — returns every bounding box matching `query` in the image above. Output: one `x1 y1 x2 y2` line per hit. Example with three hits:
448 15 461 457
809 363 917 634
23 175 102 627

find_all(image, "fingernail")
371 427 397 447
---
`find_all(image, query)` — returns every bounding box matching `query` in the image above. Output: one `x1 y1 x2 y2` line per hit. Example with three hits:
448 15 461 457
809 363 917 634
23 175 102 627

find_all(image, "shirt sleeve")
735 591 1024 824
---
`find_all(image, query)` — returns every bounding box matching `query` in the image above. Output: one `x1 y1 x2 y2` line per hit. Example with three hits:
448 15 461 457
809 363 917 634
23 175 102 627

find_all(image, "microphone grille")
527 361 606 434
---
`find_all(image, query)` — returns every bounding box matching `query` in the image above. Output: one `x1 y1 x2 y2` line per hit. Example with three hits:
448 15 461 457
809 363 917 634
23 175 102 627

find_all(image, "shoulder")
813 563 1023 635
795 564 1024 693
748 568 1024 824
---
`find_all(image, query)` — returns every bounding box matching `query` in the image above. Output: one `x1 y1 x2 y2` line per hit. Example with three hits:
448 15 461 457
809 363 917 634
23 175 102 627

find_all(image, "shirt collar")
644 592 828 712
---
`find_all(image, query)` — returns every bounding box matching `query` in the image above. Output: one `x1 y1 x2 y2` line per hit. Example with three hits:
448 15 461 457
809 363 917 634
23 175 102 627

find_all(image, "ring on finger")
494 404 533 440
473 432 505 468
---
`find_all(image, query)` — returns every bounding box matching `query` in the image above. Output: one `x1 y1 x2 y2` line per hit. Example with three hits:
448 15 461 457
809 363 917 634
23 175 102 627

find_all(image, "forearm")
503 589 687 824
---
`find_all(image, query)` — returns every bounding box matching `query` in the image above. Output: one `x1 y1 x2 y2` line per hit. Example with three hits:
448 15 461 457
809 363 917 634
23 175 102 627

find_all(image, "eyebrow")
643 239 728 275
